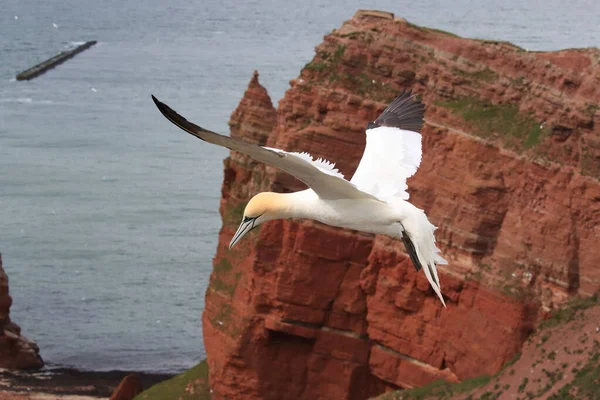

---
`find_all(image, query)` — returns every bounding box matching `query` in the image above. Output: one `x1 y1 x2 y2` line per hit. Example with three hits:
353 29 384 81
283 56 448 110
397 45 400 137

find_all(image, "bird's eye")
243 214 262 223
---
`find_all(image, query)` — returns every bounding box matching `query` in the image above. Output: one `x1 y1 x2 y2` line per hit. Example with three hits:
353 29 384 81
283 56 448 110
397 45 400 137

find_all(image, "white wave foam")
65 40 86 49
0 97 54 104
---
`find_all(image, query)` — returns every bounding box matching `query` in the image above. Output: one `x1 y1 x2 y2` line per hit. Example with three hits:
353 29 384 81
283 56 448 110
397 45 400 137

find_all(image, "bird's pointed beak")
229 218 255 249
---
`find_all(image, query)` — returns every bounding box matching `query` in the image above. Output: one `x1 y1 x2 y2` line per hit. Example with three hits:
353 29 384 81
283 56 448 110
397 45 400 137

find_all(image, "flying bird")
151 92 448 306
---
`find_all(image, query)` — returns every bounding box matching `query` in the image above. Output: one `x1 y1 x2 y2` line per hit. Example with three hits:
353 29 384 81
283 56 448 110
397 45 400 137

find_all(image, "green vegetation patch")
475 39 526 52
211 275 236 296
404 21 461 38
497 352 521 376
207 302 246 338
210 271 241 298
304 44 346 73
333 44 346 61
569 351 600 398
214 258 233 275
213 303 233 325
305 61 328 72
518 376 529 393
210 258 240 297
384 375 491 400
452 66 498 83
344 73 398 103
304 38 398 102
436 97 549 150
224 201 247 227
135 360 211 400
538 293 599 331
500 282 527 300
548 352 600 399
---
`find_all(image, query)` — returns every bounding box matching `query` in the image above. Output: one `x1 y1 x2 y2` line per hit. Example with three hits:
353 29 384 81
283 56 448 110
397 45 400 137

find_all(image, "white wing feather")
269 149 345 179
349 92 447 306
151 96 376 202
350 126 422 200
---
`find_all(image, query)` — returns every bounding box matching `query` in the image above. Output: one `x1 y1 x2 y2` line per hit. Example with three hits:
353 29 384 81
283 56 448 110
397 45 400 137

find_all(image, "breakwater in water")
16 40 97 81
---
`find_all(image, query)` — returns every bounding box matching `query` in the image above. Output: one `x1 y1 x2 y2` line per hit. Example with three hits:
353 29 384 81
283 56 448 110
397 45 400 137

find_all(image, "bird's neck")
263 190 317 220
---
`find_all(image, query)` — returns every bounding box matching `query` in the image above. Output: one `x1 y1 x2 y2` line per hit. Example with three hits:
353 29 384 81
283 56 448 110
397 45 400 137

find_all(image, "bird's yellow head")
229 192 287 249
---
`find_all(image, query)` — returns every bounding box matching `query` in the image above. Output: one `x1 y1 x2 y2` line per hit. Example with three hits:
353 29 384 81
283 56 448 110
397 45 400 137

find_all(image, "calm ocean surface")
1 0 598 373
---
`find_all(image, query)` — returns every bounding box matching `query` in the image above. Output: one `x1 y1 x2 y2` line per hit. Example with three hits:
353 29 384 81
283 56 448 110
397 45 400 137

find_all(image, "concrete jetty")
16 40 97 81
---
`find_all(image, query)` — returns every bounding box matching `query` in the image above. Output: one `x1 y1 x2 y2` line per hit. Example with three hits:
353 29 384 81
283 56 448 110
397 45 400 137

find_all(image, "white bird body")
152 91 448 307
273 189 405 236
256 188 445 305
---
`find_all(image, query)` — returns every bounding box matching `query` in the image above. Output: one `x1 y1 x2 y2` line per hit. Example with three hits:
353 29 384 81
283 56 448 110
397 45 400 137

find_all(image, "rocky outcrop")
109 374 142 400
0 254 44 370
377 295 600 399
203 10 600 400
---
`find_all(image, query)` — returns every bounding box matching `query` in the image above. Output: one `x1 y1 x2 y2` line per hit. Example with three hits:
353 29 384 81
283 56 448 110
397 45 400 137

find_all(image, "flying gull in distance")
151 91 448 306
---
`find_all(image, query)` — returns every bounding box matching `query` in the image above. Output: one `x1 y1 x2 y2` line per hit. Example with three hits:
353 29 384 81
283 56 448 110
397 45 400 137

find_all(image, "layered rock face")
374 296 600 399
0 254 44 370
203 11 599 400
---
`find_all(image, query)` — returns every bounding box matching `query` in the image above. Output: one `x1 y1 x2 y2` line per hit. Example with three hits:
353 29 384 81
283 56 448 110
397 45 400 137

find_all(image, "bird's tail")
401 210 447 307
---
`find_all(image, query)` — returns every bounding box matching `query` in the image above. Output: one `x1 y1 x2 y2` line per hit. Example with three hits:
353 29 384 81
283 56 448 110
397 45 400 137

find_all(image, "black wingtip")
150 94 187 127
151 94 164 113
151 94 168 115
401 234 423 273
150 94 215 144
368 90 425 133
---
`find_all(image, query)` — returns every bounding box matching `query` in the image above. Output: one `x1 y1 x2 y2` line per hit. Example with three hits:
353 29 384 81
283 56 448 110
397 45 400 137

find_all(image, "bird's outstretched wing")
350 91 424 201
352 92 447 306
151 96 378 201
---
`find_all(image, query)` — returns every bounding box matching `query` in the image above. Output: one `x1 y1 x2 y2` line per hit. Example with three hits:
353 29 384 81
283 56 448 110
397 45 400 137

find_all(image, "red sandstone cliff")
0 254 44 370
203 10 600 400
375 296 600 399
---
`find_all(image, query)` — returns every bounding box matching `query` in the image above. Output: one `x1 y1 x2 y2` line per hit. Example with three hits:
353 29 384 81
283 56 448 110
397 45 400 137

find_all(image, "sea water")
1 0 598 372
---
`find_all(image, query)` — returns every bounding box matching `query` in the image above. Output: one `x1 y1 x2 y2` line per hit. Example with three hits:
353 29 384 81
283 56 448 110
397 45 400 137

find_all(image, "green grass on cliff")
303 42 398 102
538 293 599 331
452 66 498 83
211 258 240 297
546 344 600 399
436 97 548 151
214 258 233 274
210 274 241 297
379 375 491 400
404 21 461 38
224 201 247 227
134 360 211 400
556 350 600 399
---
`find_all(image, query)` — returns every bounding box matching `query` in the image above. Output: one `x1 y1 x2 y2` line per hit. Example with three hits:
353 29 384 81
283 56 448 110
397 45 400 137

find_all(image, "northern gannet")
151 91 448 306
